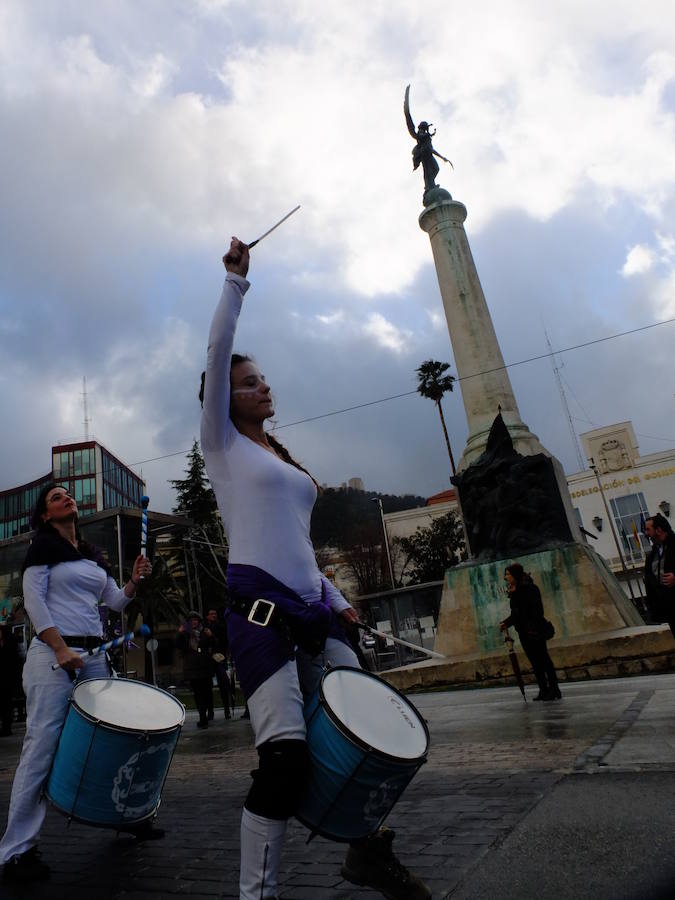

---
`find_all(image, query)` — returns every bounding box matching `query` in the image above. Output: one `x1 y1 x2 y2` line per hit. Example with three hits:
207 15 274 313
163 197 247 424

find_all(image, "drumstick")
356 622 446 660
140 495 149 579
51 625 151 670
223 205 301 263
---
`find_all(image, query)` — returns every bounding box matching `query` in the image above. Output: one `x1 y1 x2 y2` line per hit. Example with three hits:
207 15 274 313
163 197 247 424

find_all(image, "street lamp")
371 497 396 589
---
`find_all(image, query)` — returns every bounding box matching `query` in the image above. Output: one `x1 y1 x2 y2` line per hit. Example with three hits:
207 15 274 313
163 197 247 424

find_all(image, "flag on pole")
620 523 630 552
631 519 641 549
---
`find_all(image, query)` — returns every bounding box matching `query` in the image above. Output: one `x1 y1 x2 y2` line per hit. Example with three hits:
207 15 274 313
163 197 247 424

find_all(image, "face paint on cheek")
232 387 264 395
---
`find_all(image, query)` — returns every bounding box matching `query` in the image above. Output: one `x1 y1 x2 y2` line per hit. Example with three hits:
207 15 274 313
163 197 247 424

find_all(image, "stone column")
419 190 547 470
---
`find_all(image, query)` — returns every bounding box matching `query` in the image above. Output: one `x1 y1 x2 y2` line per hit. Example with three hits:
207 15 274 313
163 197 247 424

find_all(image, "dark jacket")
503 580 546 640
644 533 675 623
176 625 212 680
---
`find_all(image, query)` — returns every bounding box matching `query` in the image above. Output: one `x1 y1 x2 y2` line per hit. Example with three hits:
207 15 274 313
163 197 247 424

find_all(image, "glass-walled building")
1 440 145 541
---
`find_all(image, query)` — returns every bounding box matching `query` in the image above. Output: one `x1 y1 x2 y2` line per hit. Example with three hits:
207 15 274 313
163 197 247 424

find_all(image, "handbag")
541 618 555 641
526 618 555 641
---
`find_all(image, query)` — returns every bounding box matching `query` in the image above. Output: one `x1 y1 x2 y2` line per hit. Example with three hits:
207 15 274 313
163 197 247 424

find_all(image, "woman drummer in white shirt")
201 238 430 900
0 483 152 884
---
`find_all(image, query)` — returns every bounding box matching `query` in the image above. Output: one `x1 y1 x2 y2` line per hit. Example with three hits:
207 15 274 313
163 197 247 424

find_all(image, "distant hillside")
311 488 426 549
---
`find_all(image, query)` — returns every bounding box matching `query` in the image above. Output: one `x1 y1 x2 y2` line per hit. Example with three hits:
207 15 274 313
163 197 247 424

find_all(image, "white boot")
239 808 286 900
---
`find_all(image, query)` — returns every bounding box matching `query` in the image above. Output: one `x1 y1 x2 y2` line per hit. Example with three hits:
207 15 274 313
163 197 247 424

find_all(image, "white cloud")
316 311 344 326
621 244 656 276
362 313 412 353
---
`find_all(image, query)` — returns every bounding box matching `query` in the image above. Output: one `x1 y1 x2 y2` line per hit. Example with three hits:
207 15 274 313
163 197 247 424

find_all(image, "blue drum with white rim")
296 666 429 841
46 678 185 827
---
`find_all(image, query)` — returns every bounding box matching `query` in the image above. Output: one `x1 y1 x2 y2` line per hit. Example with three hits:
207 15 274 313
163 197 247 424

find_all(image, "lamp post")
589 458 635 600
371 497 396 589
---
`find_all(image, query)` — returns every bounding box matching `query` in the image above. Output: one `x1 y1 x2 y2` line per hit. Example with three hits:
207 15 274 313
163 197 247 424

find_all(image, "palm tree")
415 359 457 475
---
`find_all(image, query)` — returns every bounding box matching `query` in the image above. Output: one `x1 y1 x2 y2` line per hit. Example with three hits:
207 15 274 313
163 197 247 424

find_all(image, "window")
610 492 650 562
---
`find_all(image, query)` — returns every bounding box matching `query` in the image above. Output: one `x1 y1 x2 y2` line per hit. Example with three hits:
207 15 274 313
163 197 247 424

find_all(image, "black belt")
61 635 103 650
227 594 282 629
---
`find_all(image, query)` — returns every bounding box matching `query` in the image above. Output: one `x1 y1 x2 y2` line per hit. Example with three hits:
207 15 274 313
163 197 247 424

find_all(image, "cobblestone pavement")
1 672 675 899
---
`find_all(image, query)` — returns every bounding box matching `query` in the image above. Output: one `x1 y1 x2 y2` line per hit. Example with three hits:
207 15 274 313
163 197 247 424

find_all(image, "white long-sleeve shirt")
200 273 350 613
23 559 130 637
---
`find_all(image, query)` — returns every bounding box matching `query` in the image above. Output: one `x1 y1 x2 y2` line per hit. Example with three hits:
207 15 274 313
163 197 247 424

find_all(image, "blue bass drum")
297 666 429 841
46 678 185 827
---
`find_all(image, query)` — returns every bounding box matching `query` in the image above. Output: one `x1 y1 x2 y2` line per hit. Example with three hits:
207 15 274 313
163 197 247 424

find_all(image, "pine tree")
170 439 217 524
170 440 228 610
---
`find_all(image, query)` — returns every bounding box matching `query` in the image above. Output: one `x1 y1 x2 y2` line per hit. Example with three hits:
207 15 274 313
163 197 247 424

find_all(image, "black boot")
2 846 50 883
341 827 431 900
119 820 166 841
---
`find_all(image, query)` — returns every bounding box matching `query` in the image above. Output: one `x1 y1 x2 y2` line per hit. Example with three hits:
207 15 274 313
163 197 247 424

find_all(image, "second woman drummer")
0 484 153 884
200 238 430 900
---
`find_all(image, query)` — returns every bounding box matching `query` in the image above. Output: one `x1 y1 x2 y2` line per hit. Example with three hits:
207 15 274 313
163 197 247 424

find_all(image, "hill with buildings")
310 487 426 549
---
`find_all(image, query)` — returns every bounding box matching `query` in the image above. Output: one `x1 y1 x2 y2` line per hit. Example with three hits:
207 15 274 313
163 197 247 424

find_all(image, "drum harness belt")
226 585 332 657
227 593 286 630
40 635 104 650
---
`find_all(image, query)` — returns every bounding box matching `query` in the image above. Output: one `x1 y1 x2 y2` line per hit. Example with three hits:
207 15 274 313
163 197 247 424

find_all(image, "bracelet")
130 577 140 587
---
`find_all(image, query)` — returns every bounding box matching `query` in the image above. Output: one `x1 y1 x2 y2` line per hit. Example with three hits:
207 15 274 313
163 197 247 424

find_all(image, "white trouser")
0 640 110 863
240 638 359 899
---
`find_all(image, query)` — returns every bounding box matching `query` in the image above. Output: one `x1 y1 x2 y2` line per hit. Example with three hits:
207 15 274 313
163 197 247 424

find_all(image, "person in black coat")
176 612 214 728
499 563 561 701
0 625 21 736
204 608 232 719
644 514 675 637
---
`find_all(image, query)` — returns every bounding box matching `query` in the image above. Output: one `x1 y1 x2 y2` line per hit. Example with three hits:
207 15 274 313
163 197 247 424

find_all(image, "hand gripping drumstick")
51 625 152 670
224 205 301 263
356 621 446 660
140 495 149 579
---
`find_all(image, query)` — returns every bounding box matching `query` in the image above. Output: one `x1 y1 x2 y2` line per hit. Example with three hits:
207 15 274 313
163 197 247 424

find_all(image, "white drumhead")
321 668 427 760
73 678 185 731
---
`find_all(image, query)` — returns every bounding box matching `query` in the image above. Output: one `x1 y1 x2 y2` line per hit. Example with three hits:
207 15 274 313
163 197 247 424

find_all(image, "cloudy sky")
1 0 675 514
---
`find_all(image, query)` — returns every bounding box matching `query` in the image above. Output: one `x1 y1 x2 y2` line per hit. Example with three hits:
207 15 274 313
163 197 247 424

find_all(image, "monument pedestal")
433 543 643 658
381 623 675 694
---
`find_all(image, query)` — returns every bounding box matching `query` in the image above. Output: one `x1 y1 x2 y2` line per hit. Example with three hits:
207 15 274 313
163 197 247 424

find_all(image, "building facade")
0 440 145 540
569 422 674 571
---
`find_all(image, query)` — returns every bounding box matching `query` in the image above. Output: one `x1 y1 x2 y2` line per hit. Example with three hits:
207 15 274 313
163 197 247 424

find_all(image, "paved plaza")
1 672 675 899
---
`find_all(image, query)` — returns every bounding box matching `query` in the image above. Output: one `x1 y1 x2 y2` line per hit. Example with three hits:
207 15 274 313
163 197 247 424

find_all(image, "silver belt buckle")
248 598 275 627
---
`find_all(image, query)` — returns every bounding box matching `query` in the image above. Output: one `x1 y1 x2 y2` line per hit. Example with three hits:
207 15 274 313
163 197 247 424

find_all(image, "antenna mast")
544 330 585 472
82 376 91 441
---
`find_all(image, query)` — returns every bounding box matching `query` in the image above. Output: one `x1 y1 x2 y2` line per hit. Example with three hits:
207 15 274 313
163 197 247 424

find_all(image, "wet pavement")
1 672 675 899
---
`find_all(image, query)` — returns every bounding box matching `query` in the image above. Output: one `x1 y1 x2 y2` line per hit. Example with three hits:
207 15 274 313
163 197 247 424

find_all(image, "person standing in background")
176 611 214 728
500 563 561 701
644 514 675 638
205 608 232 719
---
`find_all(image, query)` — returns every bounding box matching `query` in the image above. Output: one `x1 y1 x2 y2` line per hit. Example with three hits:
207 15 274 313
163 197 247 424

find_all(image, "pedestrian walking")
199 237 430 900
0 624 21 737
644 513 675 637
176 611 213 728
0 483 154 885
499 563 560 701
205 607 232 719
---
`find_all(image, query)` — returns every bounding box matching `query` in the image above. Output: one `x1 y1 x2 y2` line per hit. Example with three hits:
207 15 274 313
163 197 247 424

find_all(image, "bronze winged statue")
404 84 452 195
